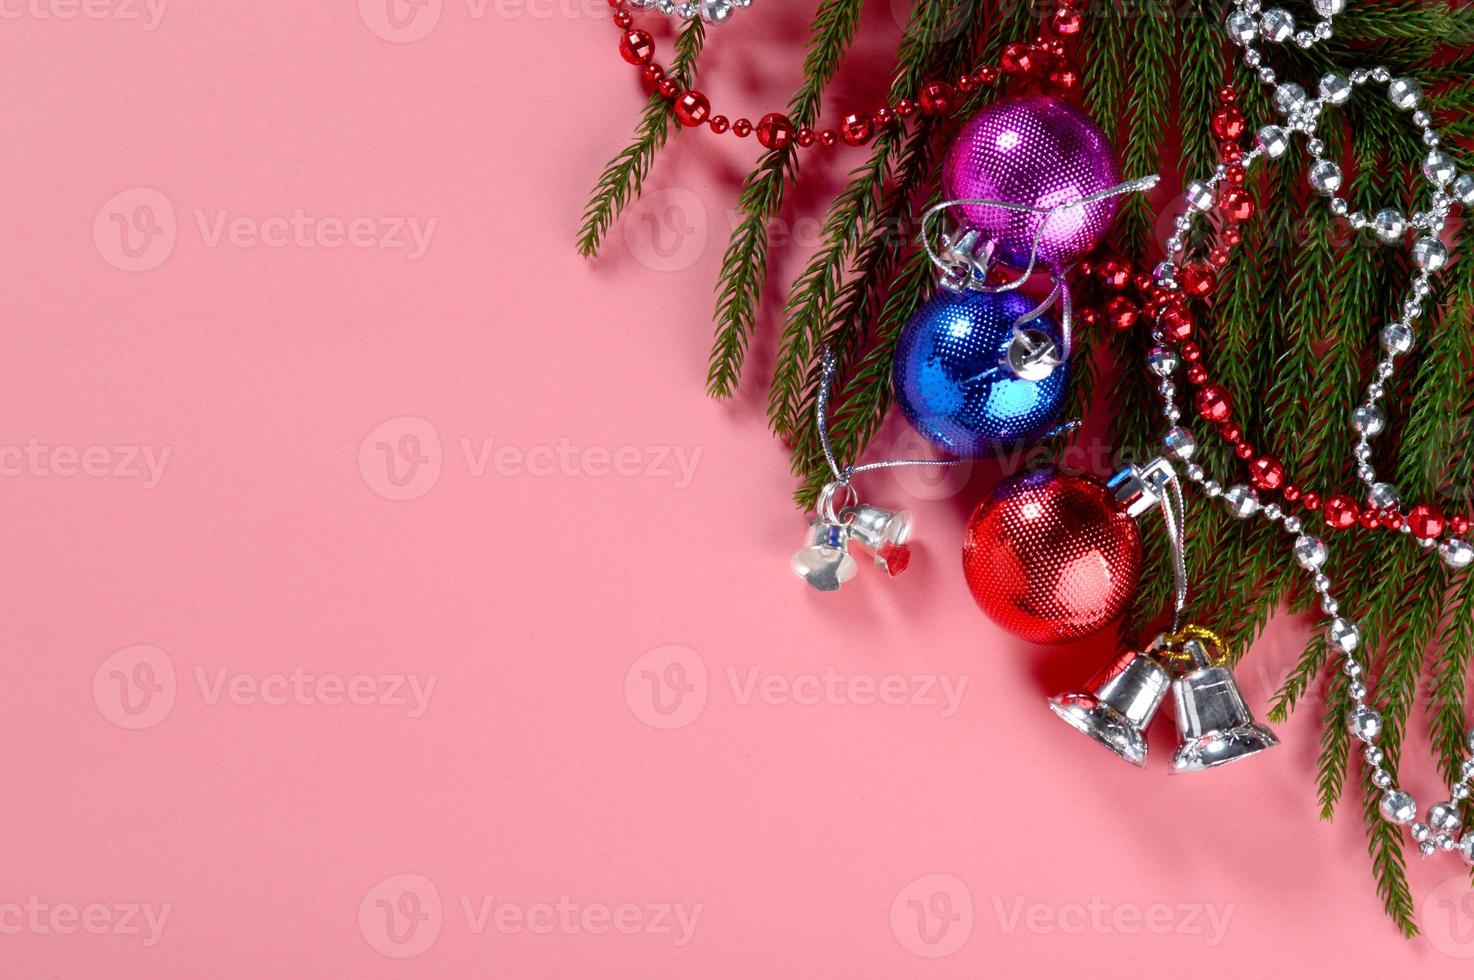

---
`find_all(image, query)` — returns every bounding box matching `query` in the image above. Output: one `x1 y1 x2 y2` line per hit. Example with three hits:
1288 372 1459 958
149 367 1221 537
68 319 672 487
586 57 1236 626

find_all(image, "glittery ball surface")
962 468 1142 644
943 95 1121 271
892 290 1068 458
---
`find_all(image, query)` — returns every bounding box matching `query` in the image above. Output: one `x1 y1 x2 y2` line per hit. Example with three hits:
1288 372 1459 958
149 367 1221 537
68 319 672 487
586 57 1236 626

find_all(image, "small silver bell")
1169 633 1278 773
936 227 994 293
840 504 913 576
791 521 857 592
1049 643 1172 768
1004 327 1063 382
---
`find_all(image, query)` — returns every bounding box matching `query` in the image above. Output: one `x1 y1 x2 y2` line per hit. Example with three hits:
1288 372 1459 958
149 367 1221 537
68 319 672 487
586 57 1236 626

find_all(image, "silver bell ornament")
840 504 914 577
790 520 857 593
1049 639 1173 767
1168 628 1279 773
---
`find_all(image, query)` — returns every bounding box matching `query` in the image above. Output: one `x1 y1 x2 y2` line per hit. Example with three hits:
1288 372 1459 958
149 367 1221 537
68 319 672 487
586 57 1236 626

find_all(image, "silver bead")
1462 835 1474 865
1368 482 1399 509
697 0 732 21
1452 173 1474 207
1227 11 1258 44
1284 516 1303 533
1294 534 1328 569
1373 768 1393 788
1429 802 1462 834
1365 746 1384 767
1257 125 1289 158
1274 83 1307 115
1330 618 1361 653
1370 208 1406 243
1388 76 1422 110
1412 822 1432 842
1164 426 1197 460
1319 72 1351 105
1440 538 1474 568
1260 7 1294 41
1457 784 1473 801
1467 729 1474 754
1381 323 1414 355
1421 840 1438 857
1349 705 1383 741
1424 150 1458 187
1313 0 1345 14
1381 789 1417 824
1462 757 1474 780
1148 347 1180 376
1224 484 1259 518
1343 657 1362 677
1412 237 1448 271
1348 679 1367 700
1309 160 1342 195
1185 181 1215 212
1353 405 1386 435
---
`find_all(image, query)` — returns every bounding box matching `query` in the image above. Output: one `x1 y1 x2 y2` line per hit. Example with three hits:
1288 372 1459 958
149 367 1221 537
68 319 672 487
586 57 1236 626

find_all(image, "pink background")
2 1 1472 976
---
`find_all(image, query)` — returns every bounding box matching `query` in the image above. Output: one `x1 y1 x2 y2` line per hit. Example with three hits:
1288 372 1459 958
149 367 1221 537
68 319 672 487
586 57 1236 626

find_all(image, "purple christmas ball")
942 95 1121 271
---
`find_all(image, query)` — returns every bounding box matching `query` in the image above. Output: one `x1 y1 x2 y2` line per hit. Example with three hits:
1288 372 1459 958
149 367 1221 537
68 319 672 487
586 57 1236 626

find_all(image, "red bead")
1157 303 1194 341
1179 263 1216 298
1001 43 1035 74
1226 164 1246 186
1359 508 1382 530
895 99 917 118
1052 6 1083 34
1077 306 1100 329
732 118 752 138
1302 491 1322 511
874 107 895 126
1235 442 1255 460
1218 85 1237 104
1098 258 1132 291
709 115 729 134
641 64 664 84
978 66 999 85
1323 494 1360 530
1453 516 1471 535
1186 364 1208 384
619 29 655 65
1105 296 1140 331
673 90 711 127
1220 142 1243 163
1282 485 1301 503
957 74 980 94
1220 187 1255 223
919 82 956 115
1048 67 1080 93
1045 39 1067 58
1180 341 1202 363
613 9 633 27
818 130 837 147
1134 273 1153 292
1211 106 1246 142
1249 455 1285 491
656 77 679 99
839 112 873 146
1219 422 1242 442
1209 247 1230 267
756 112 794 149
1196 384 1232 423
1224 227 1243 246
1406 503 1446 539
796 127 816 147
1383 511 1405 531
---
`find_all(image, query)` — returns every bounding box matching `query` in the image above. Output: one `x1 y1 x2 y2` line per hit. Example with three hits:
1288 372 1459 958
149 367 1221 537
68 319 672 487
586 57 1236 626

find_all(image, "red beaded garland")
1323 495 1360 530
1196 385 1232 423
1249 455 1285 491
839 112 873 147
673 91 711 127
619 29 654 64
756 112 794 149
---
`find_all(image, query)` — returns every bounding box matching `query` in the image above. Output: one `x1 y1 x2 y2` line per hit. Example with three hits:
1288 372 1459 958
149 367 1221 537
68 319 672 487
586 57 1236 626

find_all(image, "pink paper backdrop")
1 1 1471 976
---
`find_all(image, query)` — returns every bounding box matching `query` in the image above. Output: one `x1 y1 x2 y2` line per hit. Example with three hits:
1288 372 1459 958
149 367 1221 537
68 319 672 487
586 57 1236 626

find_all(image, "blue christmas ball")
892 290 1068 458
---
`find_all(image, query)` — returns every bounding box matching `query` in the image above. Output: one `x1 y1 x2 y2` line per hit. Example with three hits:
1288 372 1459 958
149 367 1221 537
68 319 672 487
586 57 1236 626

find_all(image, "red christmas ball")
962 469 1143 645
